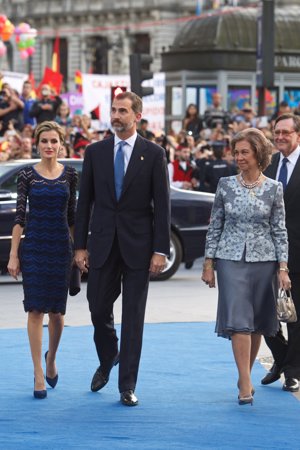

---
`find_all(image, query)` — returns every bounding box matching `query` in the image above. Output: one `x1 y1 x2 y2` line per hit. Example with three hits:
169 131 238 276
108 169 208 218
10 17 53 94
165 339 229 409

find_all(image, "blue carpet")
0 323 299 450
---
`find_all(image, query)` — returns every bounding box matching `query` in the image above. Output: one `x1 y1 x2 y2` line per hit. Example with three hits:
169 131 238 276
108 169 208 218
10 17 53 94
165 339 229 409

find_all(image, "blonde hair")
34 121 65 145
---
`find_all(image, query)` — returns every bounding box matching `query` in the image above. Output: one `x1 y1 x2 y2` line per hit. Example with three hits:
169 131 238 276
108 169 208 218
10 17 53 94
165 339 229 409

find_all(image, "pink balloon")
20 49 28 59
26 47 35 56
19 22 31 33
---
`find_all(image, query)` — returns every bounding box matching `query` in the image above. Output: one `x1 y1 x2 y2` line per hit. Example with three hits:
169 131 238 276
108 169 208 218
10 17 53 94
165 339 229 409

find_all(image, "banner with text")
82 73 165 133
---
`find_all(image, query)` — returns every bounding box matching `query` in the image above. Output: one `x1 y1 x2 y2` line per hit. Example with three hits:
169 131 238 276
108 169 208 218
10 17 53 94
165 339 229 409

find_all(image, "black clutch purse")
69 265 82 296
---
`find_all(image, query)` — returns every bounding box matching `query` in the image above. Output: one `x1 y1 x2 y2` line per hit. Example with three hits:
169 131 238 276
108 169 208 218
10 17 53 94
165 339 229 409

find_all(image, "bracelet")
279 267 289 273
203 263 214 270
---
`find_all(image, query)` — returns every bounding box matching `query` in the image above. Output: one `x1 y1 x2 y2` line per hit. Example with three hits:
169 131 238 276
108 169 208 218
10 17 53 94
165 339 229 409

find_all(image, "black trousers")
264 272 300 378
87 235 150 392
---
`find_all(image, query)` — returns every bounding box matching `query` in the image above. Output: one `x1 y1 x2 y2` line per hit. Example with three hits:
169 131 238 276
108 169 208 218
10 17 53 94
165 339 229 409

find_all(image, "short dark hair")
114 91 143 114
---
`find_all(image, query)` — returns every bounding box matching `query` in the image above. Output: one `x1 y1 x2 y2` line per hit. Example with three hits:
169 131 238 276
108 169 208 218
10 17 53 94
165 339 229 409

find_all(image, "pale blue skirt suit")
205 176 288 339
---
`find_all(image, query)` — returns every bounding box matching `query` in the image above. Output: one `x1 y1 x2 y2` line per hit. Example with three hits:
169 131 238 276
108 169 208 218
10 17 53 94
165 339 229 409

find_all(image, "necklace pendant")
250 190 256 196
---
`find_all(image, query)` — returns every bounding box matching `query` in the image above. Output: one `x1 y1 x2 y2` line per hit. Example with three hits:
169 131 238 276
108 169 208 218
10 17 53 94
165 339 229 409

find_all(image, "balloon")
19 33 28 42
0 15 7 32
20 49 28 59
27 47 35 56
1 19 14 41
17 40 27 50
27 28 37 39
26 38 35 47
18 22 31 33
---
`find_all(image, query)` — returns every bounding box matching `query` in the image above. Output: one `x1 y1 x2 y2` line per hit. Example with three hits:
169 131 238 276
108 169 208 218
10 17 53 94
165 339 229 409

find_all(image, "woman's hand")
278 271 291 291
201 267 216 288
7 255 20 280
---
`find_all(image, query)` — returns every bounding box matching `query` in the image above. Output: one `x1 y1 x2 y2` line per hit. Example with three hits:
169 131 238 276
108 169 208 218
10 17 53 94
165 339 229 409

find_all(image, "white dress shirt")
114 132 138 172
276 146 300 184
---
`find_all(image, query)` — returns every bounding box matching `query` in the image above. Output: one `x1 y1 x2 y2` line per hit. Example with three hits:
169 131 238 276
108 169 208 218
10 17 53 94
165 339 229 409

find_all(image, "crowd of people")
0 78 112 162
1 80 299 196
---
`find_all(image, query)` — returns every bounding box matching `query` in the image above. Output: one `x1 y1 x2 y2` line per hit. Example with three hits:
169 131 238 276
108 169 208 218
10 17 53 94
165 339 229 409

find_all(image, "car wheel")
151 231 183 281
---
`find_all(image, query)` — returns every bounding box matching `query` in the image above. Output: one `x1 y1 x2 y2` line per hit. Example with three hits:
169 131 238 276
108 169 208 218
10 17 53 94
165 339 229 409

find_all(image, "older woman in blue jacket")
202 128 291 406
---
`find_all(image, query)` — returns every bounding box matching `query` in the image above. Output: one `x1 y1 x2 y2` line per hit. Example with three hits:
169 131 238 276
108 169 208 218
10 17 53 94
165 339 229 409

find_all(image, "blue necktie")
278 157 288 191
114 141 125 200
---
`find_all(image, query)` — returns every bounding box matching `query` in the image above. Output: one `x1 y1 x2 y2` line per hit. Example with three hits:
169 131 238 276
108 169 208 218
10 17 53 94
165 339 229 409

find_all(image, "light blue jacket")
205 176 288 262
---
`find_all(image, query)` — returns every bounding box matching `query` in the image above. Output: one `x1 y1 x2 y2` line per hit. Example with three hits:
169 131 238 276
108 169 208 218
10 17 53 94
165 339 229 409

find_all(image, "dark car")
0 159 214 280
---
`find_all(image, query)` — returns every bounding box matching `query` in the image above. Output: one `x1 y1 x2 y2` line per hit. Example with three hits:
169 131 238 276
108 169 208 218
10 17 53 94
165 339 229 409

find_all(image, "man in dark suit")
74 92 170 406
262 113 300 392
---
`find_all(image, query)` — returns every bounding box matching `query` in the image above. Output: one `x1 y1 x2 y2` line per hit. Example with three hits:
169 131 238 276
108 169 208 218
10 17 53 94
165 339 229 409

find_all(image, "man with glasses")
261 113 300 392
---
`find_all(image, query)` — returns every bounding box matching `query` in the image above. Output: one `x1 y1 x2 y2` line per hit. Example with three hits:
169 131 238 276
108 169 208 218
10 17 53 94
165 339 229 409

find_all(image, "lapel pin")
141 156 144 160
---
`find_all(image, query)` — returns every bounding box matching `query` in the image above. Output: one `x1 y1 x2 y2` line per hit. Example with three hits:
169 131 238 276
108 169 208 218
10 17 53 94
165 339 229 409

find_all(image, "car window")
0 172 20 193
0 165 16 177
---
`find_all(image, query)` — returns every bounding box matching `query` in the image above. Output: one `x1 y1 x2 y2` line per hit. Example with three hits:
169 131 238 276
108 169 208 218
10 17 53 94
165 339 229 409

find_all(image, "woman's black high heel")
45 351 58 388
33 379 47 399
238 395 254 406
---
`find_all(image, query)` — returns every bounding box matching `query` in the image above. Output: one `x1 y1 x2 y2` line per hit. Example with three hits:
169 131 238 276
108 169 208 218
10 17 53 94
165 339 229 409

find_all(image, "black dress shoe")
91 353 119 392
283 378 299 392
120 390 138 406
261 363 281 385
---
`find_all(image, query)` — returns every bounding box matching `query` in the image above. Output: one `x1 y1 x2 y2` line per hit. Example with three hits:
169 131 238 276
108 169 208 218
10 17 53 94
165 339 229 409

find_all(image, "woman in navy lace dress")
7 121 78 399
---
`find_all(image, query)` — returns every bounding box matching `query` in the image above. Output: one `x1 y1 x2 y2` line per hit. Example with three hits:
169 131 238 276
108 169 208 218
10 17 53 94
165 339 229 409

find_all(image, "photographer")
0 85 24 136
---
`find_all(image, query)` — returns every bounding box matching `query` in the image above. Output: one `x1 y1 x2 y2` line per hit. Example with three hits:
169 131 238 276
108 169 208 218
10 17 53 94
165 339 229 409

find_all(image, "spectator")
239 103 257 128
30 84 62 124
168 142 195 190
0 85 24 134
204 92 231 131
20 137 33 159
138 118 155 140
20 80 36 127
55 102 72 128
155 134 173 163
72 133 91 159
270 101 291 128
192 143 213 192
204 142 237 193
182 103 203 140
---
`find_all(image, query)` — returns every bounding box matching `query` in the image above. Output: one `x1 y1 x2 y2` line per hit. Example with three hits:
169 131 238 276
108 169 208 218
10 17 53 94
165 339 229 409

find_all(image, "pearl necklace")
240 172 262 189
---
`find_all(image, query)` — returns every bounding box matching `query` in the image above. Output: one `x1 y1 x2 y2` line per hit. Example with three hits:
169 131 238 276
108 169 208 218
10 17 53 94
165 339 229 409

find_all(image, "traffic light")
111 86 127 102
129 53 154 97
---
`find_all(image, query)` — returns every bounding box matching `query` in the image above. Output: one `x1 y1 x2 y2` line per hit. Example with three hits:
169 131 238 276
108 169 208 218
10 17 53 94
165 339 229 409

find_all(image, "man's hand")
74 249 89 273
149 254 167 276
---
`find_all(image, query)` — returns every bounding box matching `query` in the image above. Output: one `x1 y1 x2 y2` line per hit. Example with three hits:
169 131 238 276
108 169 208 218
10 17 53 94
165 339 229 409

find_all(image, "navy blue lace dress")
14 165 78 314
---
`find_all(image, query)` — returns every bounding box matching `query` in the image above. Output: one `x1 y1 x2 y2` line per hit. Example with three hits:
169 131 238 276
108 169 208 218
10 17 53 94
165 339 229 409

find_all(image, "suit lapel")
265 152 280 179
121 135 147 198
266 152 300 206
285 153 300 203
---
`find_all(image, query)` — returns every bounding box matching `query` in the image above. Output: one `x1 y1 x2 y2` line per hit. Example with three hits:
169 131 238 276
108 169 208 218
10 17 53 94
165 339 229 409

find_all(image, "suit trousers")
264 272 300 378
87 234 150 392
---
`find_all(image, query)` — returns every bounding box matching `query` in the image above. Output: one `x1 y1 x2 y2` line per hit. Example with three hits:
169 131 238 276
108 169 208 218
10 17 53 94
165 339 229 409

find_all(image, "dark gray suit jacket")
264 150 300 272
74 134 170 270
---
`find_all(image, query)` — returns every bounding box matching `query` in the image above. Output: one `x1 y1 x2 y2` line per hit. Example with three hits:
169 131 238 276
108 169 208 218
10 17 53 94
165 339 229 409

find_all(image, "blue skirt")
215 257 279 339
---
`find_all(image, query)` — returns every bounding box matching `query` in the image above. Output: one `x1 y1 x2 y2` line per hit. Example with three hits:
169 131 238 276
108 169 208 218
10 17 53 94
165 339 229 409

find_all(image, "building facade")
1 0 211 89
